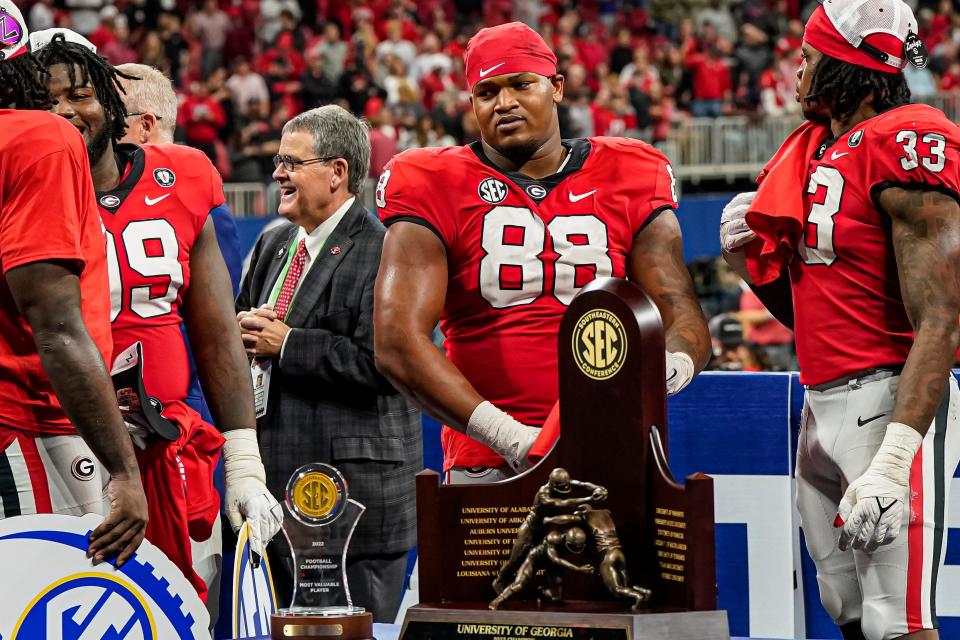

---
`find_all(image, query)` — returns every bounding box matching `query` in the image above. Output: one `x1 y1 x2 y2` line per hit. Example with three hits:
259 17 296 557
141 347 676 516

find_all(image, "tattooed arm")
629 210 711 371
880 187 960 434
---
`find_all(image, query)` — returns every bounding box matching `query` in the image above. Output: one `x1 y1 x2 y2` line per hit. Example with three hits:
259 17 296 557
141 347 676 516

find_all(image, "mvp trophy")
272 463 373 640
401 278 728 640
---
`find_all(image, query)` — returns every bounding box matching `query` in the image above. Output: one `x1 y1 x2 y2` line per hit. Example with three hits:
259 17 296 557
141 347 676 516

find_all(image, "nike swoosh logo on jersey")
857 413 886 427
568 189 597 203
831 150 849 160
145 194 171 206
479 62 506 77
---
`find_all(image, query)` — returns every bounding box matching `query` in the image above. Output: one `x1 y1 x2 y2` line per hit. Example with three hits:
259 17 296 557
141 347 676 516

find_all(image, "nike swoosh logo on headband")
479 62 506 77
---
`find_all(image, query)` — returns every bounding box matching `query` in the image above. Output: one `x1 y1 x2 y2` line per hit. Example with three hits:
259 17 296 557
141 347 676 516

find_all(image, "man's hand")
720 191 757 253
465 401 541 473
592 487 608 502
238 305 290 358
88 474 148 567
835 423 922 552
665 351 695 396
222 429 283 557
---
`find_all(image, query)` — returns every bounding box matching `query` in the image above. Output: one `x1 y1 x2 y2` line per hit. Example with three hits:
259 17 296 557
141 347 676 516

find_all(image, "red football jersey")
0 111 113 435
98 143 224 404
791 104 960 386
378 137 678 470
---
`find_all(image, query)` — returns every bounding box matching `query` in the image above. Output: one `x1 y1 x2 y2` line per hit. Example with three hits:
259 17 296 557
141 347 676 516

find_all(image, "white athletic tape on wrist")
870 422 923 482
466 401 537 466
222 429 267 484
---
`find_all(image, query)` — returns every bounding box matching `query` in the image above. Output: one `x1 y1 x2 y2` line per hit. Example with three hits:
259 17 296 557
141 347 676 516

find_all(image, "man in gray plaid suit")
236 105 422 622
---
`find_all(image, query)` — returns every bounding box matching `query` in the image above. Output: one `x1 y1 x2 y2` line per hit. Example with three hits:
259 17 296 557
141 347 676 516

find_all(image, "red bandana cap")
804 0 923 74
465 22 557 90
0 0 29 62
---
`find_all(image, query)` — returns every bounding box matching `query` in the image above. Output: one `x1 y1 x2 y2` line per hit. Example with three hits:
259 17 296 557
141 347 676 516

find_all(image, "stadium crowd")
18 0 960 186
17 0 959 370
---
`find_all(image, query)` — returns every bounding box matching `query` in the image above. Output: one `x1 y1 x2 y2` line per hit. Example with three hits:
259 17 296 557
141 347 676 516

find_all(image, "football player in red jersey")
722 1 960 638
374 22 710 483
0 1 146 566
35 36 282 601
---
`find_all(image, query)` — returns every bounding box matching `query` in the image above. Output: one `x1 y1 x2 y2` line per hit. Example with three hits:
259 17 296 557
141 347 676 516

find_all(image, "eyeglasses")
126 112 163 120
272 154 338 172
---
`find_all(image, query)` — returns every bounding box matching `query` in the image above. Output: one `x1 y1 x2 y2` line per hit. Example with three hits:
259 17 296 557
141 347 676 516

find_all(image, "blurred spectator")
227 57 271 117
732 23 772 111
179 80 227 162
592 88 638 137
942 60 960 92
157 13 187 82
192 0 231 77
235 101 286 183
687 44 732 117
314 22 348 84
708 314 770 371
339 66 382 116
376 19 417 69
88 5 118 51
410 31 451 82
610 27 636 75
100 18 138 65
301 53 338 109
366 98 398 178
382 56 417 106
259 0 300 45
65 0 102 35
139 31 170 74
904 64 939 99
223 10 257 67
29 0 56 31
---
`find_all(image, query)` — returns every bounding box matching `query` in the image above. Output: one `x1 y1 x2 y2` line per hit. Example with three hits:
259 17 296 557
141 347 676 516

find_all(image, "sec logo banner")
232 522 277 638
0 513 210 639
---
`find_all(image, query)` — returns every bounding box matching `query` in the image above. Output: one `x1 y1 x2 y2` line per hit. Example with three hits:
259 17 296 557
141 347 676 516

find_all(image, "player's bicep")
375 221 448 338
880 187 960 330
628 210 698 329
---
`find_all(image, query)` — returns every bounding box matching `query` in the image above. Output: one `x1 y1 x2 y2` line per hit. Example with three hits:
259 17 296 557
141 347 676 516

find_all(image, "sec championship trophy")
272 463 373 640
401 278 728 640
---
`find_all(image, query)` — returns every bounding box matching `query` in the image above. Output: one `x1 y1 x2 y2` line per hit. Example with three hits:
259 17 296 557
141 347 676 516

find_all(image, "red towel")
136 401 224 602
744 121 831 285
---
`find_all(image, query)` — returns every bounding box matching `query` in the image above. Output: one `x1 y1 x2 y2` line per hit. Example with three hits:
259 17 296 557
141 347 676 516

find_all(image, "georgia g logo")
13 573 155 639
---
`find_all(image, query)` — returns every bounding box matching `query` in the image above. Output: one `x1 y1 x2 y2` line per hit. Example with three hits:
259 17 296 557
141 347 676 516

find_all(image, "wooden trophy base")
400 603 729 640
270 611 373 639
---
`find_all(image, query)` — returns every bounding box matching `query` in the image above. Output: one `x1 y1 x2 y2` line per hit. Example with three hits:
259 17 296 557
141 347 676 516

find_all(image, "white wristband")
222 428 268 484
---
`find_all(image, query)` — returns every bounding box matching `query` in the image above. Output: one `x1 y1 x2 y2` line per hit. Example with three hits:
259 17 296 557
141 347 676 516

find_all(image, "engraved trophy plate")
273 463 373 640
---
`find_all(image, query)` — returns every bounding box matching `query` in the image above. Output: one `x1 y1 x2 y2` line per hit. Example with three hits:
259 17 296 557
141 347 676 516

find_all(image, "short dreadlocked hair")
805 53 911 123
0 53 52 110
35 36 138 143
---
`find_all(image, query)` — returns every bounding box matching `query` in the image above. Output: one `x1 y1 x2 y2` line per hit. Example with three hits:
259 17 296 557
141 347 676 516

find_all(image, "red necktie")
274 239 307 321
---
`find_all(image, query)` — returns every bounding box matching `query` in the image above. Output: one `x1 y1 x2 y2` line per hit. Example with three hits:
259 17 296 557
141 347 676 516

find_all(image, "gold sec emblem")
572 309 628 380
291 471 339 520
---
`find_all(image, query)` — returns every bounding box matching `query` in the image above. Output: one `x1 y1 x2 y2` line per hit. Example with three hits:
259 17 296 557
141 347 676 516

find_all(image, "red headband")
804 5 905 74
464 22 557 90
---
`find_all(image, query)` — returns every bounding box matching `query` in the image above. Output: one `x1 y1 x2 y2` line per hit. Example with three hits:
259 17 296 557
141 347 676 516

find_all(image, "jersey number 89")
480 206 612 308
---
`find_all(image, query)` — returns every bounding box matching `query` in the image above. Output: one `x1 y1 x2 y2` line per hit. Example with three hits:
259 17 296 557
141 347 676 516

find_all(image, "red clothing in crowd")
179 95 226 145
591 103 637 136
688 54 732 100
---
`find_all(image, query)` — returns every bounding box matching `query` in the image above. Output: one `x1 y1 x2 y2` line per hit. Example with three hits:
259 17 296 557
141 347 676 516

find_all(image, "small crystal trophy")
271 463 373 640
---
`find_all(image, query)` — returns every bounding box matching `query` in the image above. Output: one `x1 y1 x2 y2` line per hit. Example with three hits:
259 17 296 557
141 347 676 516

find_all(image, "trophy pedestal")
270 610 373 640
400 604 728 640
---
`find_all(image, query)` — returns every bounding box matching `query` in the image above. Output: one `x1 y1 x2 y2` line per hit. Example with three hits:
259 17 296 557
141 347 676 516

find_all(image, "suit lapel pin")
330 246 341 255
277 247 285 258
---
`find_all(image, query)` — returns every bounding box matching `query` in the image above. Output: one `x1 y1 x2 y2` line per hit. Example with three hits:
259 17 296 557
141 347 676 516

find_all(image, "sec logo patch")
572 309 627 380
478 177 508 204
153 168 176 188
